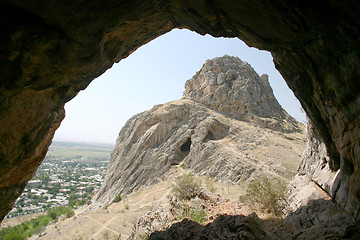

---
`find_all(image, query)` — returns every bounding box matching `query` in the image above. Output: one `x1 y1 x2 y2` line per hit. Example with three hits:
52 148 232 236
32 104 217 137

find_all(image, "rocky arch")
0 0 359 221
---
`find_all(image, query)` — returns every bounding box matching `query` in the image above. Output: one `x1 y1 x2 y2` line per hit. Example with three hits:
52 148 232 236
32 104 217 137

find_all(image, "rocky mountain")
91 55 305 208
183 56 299 133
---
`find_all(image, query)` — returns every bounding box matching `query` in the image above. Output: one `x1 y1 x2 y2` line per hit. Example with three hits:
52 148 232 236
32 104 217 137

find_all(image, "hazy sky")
53 29 306 144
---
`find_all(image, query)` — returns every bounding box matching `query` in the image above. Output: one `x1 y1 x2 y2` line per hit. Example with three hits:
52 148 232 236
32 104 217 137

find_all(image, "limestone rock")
283 120 355 239
91 56 305 208
183 55 299 133
298 120 339 196
283 199 354 240
128 205 169 240
286 121 339 213
130 187 269 240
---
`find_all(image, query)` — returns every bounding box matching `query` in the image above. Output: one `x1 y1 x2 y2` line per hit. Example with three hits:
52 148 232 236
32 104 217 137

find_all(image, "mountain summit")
91 56 305 208
183 55 299 132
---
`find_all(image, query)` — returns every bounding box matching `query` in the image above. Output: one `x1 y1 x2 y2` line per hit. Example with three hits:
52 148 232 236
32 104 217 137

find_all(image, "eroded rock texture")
183 56 299 133
91 56 305 208
0 0 359 221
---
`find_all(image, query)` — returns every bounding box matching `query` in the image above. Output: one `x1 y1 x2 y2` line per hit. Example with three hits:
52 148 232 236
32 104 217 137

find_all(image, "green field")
45 141 114 160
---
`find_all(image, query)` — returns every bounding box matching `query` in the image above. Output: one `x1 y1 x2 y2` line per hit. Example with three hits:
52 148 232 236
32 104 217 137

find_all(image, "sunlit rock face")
183 55 299 133
0 0 359 221
90 56 305 208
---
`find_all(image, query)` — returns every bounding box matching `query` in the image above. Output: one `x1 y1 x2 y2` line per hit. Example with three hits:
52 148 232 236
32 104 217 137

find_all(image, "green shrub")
172 173 200 200
113 194 122 203
0 206 75 240
241 176 286 216
181 205 207 224
2 230 25 240
63 206 75 218
47 210 57 220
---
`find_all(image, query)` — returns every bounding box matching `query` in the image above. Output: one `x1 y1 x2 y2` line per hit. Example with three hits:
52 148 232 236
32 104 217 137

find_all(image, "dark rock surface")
0 0 359 221
149 214 269 240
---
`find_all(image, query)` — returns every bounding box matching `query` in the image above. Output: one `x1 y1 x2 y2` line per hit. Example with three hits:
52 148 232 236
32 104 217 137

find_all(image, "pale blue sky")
54 29 306 144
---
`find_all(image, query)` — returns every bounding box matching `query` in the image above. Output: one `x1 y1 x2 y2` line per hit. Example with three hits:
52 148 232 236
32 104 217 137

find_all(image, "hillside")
35 167 278 239
91 55 305 209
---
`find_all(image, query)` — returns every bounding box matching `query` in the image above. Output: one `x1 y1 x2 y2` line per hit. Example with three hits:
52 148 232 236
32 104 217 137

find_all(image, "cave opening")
0 2 358 237
5 28 307 223
180 137 192 152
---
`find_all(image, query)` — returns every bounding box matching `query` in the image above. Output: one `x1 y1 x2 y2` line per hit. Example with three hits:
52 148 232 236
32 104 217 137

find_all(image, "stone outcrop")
0 0 359 221
130 187 270 240
183 56 299 133
91 56 305 208
286 121 339 212
283 120 356 238
283 199 354 239
149 214 268 240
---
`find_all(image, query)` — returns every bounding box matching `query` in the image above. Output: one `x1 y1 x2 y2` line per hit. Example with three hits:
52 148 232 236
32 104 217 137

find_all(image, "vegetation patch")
240 176 286 216
177 204 207 224
0 206 74 239
113 194 122 203
172 173 200 200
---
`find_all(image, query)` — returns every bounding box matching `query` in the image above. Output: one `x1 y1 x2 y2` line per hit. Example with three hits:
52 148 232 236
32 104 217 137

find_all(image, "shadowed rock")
149 214 269 240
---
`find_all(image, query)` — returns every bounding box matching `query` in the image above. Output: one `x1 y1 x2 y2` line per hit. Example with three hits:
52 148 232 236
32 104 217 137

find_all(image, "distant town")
5 141 113 219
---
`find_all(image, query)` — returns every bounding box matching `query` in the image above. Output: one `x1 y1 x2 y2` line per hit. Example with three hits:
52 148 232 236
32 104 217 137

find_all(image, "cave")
0 0 359 225
180 138 192 152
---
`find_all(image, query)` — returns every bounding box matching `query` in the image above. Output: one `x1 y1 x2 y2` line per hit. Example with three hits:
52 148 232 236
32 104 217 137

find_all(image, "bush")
2 230 25 240
0 206 75 240
113 194 122 203
47 210 57 220
172 173 200 200
241 176 286 216
181 205 207 224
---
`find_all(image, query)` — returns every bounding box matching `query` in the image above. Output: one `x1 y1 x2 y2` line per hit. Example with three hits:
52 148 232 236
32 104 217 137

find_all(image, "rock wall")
286 120 339 212
283 121 356 238
0 0 359 220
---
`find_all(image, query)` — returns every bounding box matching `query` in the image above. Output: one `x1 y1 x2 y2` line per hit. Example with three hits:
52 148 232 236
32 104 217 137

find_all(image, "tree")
84 186 94 194
69 193 80 203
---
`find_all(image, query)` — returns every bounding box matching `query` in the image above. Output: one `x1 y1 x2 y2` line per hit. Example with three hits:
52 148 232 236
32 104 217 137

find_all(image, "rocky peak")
183 55 299 132
90 56 305 209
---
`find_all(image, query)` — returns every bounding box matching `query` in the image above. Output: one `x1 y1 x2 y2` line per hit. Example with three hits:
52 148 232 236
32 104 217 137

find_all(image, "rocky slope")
34 168 262 240
91 55 305 209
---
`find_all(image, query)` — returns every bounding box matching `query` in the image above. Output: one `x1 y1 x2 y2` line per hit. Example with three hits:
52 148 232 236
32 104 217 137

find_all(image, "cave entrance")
4 28 309 224
180 138 192 152
14 28 307 221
